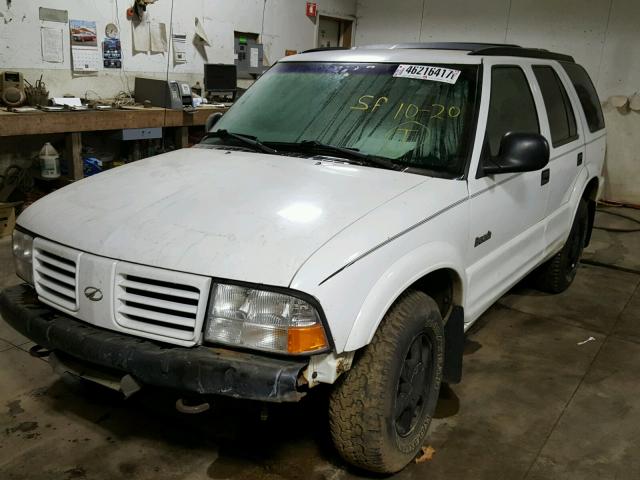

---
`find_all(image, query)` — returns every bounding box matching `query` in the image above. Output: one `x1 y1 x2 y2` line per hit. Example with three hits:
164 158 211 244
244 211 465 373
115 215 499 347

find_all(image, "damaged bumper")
0 284 308 402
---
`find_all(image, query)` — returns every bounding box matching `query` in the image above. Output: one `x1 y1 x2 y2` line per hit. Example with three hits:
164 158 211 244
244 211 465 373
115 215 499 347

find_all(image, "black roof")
363 42 519 51
469 45 574 63
303 42 575 63
301 46 352 54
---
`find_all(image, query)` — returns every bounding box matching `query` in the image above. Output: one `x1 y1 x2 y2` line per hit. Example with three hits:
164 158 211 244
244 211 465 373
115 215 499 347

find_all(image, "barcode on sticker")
393 65 461 84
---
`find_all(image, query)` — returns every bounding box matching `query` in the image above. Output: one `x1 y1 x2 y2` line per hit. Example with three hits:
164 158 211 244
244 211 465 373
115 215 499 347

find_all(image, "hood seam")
287 178 429 288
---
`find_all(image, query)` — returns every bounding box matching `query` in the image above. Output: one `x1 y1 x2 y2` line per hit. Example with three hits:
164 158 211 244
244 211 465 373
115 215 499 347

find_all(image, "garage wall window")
533 66 578 147
561 62 605 133
486 66 540 157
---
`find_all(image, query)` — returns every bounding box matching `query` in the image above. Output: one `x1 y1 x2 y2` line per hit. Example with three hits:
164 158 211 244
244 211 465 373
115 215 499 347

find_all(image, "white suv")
3 43 605 473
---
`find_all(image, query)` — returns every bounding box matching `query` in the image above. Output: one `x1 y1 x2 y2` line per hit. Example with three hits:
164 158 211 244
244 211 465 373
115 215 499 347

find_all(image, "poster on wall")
103 39 122 68
102 22 122 68
69 19 101 72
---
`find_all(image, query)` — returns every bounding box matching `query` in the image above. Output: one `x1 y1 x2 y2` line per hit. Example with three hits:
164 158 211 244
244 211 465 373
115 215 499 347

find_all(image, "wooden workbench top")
0 106 226 137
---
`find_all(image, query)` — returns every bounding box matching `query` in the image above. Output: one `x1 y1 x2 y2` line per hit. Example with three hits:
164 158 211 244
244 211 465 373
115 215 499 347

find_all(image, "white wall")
355 0 640 203
1 0 637 202
0 0 356 98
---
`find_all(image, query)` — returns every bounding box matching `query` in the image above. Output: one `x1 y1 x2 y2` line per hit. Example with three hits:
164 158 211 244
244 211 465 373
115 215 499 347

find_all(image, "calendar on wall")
72 47 101 72
69 19 101 72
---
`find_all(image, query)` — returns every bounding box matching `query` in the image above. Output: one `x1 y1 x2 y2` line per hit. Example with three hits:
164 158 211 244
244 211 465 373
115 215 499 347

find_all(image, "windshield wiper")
272 140 403 171
205 129 278 155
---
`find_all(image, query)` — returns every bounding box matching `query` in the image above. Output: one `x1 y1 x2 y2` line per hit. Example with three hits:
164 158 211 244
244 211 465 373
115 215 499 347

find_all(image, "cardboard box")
0 202 19 238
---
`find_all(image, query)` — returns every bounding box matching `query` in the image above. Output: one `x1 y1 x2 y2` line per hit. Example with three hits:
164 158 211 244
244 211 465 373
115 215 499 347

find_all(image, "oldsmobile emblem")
84 286 103 302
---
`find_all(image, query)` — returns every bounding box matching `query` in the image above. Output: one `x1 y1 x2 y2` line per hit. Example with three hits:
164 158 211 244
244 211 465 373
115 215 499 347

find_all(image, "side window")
486 66 539 157
561 62 605 133
533 66 578 147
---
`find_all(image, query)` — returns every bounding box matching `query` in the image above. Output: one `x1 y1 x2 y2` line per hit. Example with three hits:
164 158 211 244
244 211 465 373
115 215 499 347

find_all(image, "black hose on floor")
580 258 640 276
594 207 640 233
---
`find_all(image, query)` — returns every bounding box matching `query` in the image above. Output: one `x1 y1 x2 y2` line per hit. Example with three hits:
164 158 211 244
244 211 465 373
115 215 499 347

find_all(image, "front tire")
328 290 444 474
535 199 589 293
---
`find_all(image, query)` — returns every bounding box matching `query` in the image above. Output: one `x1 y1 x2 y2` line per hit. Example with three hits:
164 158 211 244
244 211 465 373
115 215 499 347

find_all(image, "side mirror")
205 112 223 132
482 132 550 175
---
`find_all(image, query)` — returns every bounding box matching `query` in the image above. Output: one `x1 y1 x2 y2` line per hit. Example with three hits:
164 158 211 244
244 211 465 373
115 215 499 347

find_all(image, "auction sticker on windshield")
393 65 461 84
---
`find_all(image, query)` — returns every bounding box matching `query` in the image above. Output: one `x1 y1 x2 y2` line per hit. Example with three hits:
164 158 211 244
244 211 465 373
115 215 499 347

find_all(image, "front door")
465 63 550 322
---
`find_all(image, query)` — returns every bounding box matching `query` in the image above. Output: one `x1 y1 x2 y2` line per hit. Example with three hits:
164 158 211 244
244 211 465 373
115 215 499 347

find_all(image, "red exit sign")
306 2 317 17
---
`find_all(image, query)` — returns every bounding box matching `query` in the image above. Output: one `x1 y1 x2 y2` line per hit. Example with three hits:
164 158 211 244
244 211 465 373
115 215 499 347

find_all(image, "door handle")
577 152 583 166
541 168 550 186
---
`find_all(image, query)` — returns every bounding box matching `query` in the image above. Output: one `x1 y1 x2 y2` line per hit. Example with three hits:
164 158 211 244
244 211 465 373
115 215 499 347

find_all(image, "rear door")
530 63 585 254
560 62 607 199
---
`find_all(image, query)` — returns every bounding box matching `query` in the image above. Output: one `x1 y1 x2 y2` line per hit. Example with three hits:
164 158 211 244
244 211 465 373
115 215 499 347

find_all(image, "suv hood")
19 148 427 286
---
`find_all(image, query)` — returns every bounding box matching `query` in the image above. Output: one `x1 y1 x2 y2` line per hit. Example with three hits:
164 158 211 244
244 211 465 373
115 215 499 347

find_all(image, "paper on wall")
194 17 210 45
172 33 187 63
150 22 167 53
250 47 259 68
133 20 150 52
41 27 64 63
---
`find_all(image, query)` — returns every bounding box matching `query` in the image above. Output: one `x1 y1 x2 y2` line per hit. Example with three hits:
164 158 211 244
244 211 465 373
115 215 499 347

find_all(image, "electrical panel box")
234 35 267 79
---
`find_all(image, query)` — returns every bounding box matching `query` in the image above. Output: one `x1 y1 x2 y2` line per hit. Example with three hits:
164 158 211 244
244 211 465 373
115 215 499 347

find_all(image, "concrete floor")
1 207 639 480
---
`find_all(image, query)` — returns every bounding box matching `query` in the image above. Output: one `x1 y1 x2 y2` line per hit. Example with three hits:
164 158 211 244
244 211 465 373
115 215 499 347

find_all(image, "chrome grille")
114 268 209 342
34 247 78 311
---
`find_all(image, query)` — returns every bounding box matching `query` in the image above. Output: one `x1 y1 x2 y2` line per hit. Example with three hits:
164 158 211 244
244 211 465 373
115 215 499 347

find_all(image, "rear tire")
535 199 589 293
328 290 444 474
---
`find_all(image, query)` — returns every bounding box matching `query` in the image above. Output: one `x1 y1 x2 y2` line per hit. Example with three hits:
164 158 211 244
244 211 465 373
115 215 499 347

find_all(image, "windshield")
202 62 480 177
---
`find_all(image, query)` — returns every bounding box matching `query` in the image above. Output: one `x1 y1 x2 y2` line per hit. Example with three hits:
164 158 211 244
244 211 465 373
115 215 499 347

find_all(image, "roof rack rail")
301 43 575 63
397 42 520 51
468 46 575 62
370 42 575 62
301 46 352 54
357 42 520 51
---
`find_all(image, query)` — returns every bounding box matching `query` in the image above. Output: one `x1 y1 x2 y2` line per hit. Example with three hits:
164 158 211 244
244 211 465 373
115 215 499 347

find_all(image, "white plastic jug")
39 142 60 179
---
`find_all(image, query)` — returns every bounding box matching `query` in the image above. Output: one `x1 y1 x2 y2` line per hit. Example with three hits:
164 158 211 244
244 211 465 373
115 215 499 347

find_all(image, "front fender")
343 242 466 351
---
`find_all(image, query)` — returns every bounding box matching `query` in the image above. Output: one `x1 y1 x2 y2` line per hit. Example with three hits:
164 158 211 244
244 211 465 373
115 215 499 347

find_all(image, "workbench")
0 106 225 179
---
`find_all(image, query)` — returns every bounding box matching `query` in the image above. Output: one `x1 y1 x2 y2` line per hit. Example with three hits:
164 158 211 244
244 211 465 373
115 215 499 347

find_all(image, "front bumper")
0 285 308 402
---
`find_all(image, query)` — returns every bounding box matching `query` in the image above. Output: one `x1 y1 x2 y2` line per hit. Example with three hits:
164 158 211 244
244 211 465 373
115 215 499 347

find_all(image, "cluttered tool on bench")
134 77 194 111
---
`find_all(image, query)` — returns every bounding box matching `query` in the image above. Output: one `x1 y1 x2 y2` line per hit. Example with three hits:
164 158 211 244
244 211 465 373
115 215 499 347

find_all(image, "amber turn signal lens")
287 324 328 354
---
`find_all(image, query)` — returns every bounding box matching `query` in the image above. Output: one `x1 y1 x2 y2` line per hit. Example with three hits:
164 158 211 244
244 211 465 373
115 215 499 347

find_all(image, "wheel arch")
343 242 466 353
408 267 464 320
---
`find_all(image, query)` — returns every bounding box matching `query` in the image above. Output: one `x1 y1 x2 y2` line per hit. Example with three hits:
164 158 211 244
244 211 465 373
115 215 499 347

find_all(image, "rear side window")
561 62 605 133
533 66 578 147
486 66 539 156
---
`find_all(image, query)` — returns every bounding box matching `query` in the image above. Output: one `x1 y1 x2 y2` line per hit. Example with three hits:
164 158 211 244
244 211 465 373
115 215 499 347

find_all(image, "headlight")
12 230 34 285
204 283 329 355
